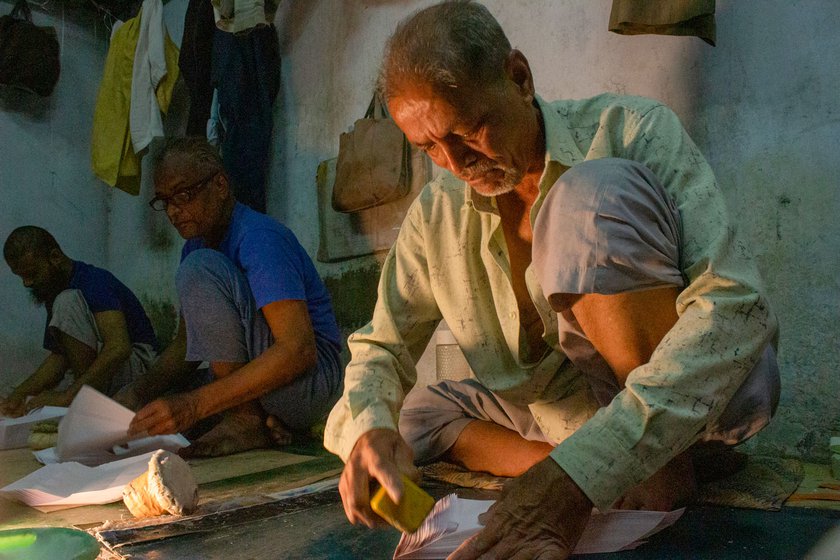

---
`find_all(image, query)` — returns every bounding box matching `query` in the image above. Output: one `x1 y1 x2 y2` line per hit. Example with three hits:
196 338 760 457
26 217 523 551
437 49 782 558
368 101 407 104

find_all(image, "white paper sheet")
0 452 153 512
0 406 67 450
392 494 685 559
49 385 189 466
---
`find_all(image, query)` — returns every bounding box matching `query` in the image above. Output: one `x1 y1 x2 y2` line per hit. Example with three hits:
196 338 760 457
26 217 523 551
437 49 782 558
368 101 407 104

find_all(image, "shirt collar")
535 94 585 169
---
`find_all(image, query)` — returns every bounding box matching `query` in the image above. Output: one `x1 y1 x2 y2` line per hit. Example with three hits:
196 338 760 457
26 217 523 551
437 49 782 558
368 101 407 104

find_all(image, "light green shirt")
324 93 777 509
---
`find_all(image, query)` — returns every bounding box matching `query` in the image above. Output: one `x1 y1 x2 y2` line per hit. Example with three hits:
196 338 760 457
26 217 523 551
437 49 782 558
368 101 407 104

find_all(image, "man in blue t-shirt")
121 137 343 457
1 226 159 416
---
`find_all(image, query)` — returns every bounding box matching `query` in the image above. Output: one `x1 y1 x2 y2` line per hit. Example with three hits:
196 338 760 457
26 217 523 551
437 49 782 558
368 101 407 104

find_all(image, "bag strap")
11 0 33 21
364 94 391 120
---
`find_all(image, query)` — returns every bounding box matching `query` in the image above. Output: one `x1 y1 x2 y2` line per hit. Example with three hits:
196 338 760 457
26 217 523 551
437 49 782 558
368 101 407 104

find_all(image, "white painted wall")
0 5 110 386
1 0 837 460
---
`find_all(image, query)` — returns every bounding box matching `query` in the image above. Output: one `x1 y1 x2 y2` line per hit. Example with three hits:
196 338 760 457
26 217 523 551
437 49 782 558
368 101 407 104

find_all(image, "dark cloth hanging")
212 25 281 213
609 0 716 46
179 0 216 135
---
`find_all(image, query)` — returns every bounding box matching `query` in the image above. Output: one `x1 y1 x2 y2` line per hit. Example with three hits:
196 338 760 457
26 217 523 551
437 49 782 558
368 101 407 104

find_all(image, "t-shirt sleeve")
238 227 307 309
79 270 123 314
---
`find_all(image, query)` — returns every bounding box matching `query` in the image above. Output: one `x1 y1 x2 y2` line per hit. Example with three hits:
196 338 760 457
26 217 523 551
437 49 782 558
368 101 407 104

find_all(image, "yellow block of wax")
370 475 435 533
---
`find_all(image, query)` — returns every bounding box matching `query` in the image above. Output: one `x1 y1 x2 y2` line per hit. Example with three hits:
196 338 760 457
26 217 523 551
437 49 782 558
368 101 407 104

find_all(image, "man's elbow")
298 340 318 372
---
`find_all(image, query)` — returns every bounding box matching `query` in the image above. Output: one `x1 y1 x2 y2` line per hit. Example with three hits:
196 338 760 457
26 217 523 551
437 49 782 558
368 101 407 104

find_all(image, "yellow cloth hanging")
609 0 716 46
91 10 180 195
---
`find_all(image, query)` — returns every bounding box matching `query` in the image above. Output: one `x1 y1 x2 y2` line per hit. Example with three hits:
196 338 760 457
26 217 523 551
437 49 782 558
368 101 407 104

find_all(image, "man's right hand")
339 428 420 528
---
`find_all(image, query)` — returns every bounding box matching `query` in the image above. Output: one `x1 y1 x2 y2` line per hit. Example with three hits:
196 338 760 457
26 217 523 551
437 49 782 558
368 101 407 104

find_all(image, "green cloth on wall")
609 0 716 46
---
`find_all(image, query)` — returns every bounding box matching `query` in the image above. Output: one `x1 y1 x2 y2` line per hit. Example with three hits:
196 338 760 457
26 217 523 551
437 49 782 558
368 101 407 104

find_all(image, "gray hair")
152 136 225 180
4 225 62 263
378 0 512 101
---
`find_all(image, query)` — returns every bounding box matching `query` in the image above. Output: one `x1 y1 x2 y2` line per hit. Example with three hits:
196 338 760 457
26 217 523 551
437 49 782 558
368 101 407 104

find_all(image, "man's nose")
439 140 477 174
165 203 181 220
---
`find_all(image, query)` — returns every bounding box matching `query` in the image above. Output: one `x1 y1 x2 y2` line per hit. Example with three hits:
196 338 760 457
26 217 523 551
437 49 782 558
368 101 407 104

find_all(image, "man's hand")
128 392 201 436
0 395 26 417
113 384 144 412
339 428 420 528
25 390 72 411
449 457 593 560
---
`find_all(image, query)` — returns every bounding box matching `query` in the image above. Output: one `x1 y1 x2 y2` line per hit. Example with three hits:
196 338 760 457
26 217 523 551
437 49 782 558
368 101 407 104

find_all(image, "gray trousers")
400 159 780 464
177 249 343 433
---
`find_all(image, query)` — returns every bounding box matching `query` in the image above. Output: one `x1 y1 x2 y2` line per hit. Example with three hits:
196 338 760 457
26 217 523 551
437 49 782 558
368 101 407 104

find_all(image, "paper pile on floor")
393 494 684 559
0 406 67 450
0 453 154 512
0 386 189 511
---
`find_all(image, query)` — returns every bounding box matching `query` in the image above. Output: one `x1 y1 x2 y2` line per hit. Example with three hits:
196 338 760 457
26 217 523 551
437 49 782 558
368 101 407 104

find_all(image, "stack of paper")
393 494 685 559
40 385 189 466
0 407 67 450
0 452 153 512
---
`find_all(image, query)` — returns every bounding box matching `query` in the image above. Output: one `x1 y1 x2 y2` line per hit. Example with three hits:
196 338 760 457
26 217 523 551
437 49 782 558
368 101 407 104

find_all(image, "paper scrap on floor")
39 385 188 466
393 494 684 559
0 452 153 512
0 406 67 450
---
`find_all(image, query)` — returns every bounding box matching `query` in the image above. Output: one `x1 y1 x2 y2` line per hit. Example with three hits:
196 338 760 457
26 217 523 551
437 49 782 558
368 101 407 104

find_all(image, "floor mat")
421 454 804 511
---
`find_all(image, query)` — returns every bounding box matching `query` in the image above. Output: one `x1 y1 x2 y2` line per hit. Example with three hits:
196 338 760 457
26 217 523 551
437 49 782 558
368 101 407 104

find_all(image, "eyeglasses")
148 172 218 211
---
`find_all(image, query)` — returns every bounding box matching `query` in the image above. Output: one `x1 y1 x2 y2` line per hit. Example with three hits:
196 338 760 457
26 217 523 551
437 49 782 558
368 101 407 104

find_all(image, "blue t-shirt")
181 203 341 348
44 261 160 353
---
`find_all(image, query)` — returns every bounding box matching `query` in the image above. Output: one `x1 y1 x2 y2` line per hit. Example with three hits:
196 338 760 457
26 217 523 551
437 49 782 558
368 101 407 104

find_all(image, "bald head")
3 226 62 265
378 0 512 102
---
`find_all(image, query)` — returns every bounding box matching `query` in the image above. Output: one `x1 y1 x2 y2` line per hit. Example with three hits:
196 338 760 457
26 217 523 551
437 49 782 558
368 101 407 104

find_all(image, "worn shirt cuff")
549 416 649 510
324 399 398 462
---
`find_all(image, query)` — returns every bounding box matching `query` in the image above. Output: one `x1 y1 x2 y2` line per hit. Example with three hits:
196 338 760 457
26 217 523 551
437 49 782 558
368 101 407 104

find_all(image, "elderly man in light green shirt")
325 2 779 558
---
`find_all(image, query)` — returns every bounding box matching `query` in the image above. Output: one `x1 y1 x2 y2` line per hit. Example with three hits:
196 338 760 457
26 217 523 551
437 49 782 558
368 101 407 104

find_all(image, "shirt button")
509 312 517 319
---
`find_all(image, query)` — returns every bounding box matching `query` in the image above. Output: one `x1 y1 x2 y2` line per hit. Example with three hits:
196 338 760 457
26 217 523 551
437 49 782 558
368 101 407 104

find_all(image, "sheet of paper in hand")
0 406 67 450
39 386 188 466
392 494 685 559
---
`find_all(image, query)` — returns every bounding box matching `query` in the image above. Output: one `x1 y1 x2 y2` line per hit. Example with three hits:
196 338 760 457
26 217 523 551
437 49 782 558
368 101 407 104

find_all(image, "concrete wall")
0 5 110 386
1 0 837 461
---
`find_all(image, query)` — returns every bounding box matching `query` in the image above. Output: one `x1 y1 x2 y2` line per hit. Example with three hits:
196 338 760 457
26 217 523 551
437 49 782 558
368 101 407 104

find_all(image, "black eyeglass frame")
148 172 219 211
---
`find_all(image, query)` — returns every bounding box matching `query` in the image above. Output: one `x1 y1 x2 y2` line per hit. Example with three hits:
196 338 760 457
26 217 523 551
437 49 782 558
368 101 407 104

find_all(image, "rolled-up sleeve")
550 104 778 509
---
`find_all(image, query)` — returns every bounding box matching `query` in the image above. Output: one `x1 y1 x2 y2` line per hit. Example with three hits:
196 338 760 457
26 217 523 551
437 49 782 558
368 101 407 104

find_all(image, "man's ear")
47 248 63 266
505 49 536 103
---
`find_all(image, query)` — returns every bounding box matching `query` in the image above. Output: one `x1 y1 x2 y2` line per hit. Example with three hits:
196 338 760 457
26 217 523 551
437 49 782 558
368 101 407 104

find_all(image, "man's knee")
176 249 234 295
399 382 483 465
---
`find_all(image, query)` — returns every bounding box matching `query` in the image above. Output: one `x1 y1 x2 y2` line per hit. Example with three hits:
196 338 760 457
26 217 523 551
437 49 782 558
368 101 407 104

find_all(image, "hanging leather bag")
332 94 412 213
0 0 61 96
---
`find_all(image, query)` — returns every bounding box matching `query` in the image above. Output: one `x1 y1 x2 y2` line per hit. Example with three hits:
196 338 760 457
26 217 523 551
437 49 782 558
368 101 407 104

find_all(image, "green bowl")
0 527 100 560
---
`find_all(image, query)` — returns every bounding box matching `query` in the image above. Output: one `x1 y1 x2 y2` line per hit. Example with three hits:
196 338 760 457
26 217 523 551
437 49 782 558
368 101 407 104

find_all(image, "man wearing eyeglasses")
1 226 159 416
119 137 343 457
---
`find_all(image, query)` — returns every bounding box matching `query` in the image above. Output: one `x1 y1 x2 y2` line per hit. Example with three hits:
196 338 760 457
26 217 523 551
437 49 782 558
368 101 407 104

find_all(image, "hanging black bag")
0 0 61 96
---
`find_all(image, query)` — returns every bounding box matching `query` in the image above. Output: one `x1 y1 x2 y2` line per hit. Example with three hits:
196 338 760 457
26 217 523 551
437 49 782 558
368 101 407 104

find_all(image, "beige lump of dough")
123 450 199 518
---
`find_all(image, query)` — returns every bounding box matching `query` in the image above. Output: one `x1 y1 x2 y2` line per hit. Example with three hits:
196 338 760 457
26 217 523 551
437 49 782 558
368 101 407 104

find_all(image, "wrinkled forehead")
154 154 203 196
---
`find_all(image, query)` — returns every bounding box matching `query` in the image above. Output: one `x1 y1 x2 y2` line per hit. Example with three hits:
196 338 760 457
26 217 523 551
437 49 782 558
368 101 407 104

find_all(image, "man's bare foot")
611 451 696 511
182 410 271 458
265 415 293 446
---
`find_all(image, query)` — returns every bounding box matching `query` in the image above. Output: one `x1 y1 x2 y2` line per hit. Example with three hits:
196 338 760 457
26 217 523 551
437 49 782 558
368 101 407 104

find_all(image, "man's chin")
468 179 516 197
464 169 520 197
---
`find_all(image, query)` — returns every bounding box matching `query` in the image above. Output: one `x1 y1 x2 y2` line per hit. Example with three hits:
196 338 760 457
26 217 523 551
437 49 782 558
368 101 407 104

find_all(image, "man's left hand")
449 458 593 560
128 393 201 436
25 390 72 411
